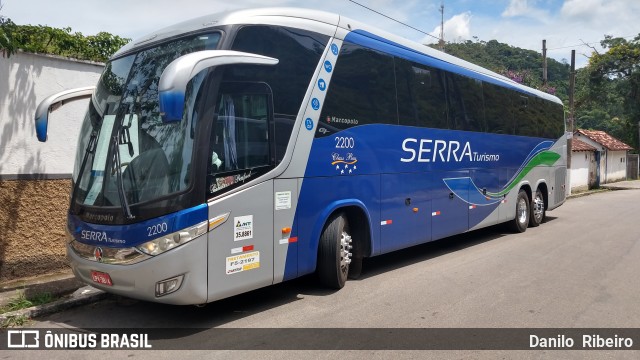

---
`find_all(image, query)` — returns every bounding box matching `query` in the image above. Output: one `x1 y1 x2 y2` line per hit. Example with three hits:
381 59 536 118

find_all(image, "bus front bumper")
67 235 208 305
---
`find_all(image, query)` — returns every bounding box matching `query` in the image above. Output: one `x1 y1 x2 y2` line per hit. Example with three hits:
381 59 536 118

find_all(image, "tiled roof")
575 129 633 151
572 139 597 152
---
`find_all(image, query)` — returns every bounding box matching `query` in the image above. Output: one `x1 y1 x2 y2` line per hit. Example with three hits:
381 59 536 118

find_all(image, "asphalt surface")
4 189 640 359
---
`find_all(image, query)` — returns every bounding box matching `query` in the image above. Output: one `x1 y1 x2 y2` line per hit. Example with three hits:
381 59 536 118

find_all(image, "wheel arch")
535 181 549 210
312 199 373 269
519 182 533 202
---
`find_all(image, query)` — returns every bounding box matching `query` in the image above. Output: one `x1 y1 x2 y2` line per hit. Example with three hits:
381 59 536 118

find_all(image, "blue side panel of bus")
431 170 470 241
293 175 381 277
286 124 555 278
380 173 430 252
282 29 561 279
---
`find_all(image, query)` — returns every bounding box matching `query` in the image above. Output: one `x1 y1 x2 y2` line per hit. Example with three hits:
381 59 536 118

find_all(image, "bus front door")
206 181 274 302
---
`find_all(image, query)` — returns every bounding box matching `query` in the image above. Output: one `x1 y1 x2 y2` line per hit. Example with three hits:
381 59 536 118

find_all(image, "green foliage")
430 36 639 151
0 20 129 62
577 34 640 150
0 292 56 314
0 7 17 57
1 315 30 328
435 38 570 101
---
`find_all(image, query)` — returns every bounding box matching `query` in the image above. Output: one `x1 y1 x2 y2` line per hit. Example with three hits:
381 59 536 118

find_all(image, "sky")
2 0 640 68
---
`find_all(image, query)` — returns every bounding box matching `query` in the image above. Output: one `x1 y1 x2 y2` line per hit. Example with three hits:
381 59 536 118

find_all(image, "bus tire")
529 188 545 227
348 256 362 280
510 189 530 233
317 212 352 289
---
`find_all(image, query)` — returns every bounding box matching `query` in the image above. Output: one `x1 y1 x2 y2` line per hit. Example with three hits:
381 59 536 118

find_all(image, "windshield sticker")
226 251 260 275
234 215 253 241
210 170 253 193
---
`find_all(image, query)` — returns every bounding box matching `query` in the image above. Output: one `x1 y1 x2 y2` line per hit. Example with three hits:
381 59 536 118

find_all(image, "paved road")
6 190 640 359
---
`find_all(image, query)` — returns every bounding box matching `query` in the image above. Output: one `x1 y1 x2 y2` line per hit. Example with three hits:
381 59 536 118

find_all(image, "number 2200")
147 222 168 237
335 136 355 148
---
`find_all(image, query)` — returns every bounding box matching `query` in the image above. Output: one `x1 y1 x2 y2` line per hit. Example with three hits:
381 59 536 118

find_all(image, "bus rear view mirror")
34 86 95 142
158 50 279 123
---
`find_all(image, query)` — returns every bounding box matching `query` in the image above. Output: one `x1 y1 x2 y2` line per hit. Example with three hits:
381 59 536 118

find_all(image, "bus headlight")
137 221 208 256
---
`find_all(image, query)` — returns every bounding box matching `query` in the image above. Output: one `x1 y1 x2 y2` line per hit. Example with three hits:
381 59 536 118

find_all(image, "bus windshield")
72 33 221 209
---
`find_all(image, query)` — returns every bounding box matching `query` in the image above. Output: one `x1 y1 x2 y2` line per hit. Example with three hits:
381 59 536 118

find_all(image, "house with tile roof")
574 129 634 185
570 138 598 191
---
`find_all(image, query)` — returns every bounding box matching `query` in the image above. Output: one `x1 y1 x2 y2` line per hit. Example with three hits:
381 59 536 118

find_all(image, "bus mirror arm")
34 86 96 142
158 50 279 122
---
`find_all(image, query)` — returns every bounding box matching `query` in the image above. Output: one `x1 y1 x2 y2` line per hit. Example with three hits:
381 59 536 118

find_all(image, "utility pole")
542 40 548 86
568 50 576 177
438 2 445 52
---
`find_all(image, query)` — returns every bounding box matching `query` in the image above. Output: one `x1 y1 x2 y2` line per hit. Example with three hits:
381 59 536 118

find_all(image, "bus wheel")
348 256 362 280
318 213 352 289
510 189 530 233
529 189 545 227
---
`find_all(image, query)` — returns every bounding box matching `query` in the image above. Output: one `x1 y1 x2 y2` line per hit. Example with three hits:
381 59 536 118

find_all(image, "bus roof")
114 7 562 105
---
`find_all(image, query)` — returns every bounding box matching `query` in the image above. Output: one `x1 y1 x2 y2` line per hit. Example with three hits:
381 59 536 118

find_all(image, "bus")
34 8 566 305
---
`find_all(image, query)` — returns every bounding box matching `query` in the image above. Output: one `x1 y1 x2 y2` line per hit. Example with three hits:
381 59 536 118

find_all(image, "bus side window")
318 41 397 135
396 58 448 129
483 82 515 135
515 95 540 137
446 73 485 132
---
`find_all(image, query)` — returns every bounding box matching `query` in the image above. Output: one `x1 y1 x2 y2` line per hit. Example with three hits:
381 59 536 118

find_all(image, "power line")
346 1 637 51
547 35 637 50
347 0 440 40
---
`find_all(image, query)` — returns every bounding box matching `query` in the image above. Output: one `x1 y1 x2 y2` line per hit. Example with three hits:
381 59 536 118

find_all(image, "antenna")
439 1 445 51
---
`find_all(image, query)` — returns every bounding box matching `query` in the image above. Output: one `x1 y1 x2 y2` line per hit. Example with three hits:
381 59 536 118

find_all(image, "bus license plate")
90 270 113 286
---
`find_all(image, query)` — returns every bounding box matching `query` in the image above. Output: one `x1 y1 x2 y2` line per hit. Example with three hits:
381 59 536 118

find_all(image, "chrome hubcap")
340 232 353 274
533 194 544 221
517 197 528 224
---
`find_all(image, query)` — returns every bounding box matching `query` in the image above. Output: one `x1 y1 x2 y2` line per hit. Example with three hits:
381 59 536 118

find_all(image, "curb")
0 286 107 325
600 186 638 191
567 188 611 199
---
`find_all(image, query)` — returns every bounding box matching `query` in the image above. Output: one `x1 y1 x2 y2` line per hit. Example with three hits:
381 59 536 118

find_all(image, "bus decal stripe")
69 203 208 248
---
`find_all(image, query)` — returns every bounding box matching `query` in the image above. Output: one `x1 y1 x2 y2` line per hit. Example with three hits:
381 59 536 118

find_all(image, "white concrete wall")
605 150 628 183
573 133 628 184
0 52 103 178
571 151 591 190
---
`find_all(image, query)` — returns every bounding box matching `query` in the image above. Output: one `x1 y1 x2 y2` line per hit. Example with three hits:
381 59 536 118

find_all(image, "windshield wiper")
70 131 98 210
111 117 135 220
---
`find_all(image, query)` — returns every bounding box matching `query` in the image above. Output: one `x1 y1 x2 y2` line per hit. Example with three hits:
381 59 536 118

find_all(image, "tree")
434 38 570 101
0 2 17 57
579 34 640 150
0 16 129 62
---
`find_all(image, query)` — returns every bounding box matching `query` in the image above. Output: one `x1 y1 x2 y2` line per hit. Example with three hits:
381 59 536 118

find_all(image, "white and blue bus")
35 8 566 305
